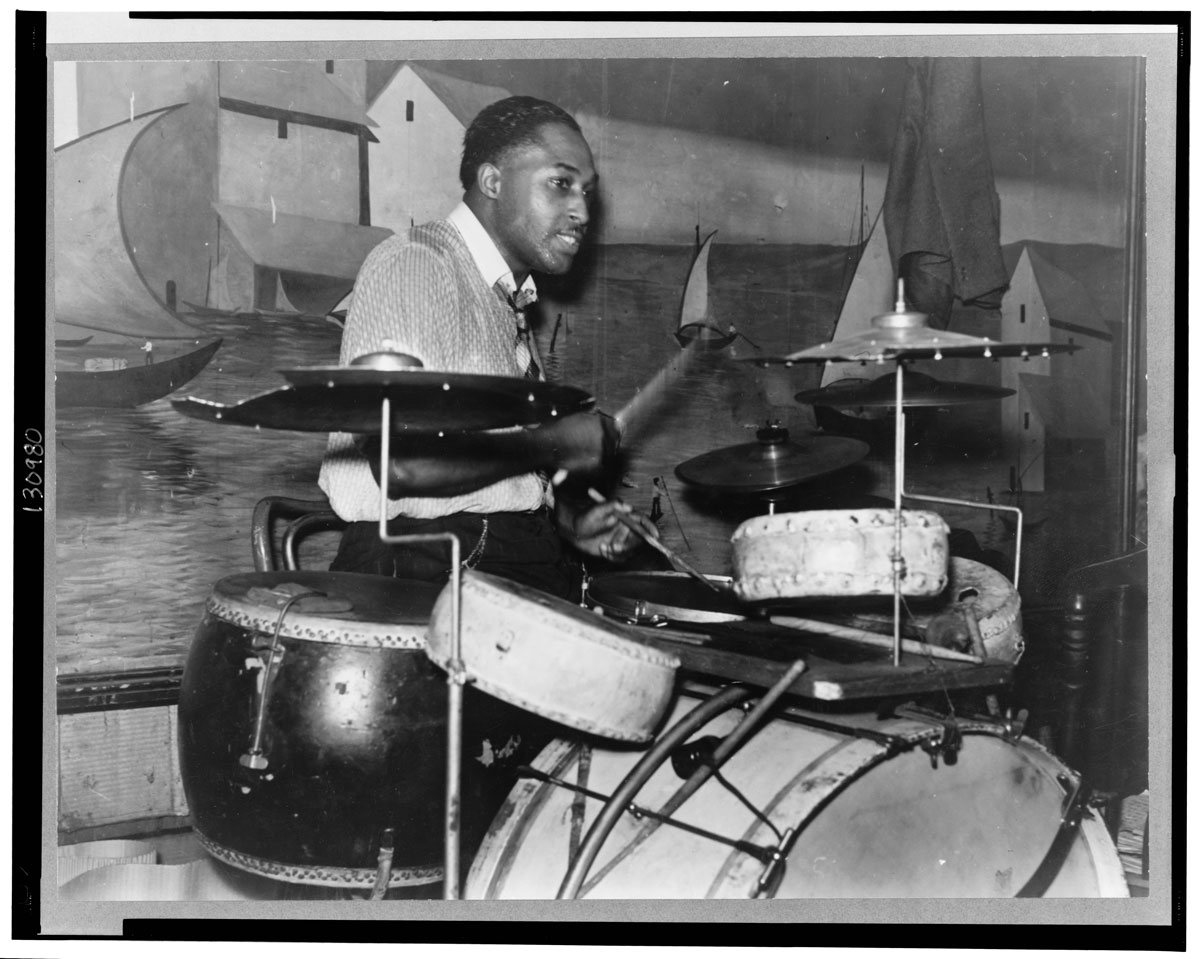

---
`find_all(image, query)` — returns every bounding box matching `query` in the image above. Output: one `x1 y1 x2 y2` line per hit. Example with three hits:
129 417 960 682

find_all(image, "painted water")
55 313 343 673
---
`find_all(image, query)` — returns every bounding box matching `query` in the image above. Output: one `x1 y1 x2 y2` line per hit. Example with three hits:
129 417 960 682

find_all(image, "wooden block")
58 706 189 833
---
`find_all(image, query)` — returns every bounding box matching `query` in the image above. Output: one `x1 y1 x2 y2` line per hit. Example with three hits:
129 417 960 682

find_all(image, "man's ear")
477 161 502 200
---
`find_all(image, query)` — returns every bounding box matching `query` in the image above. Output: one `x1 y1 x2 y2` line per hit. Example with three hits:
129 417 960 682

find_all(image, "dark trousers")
330 508 582 874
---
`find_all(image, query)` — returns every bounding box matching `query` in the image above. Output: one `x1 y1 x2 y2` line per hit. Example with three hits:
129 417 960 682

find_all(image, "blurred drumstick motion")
586 488 722 593
612 341 707 445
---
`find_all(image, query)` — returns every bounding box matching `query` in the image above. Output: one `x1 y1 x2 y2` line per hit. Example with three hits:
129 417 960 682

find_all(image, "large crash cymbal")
744 294 1080 367
794 371 1015 408
172 367 594 433
675 425 869 493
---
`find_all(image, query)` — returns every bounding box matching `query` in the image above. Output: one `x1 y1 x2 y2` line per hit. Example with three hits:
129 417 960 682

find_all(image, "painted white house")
1000 244 1116 491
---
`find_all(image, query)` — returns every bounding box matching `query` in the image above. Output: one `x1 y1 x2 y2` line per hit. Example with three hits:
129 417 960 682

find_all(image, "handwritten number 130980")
22 428 43 512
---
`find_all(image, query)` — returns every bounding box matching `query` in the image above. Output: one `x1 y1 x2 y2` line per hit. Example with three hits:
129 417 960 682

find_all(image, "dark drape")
883 58 1008 328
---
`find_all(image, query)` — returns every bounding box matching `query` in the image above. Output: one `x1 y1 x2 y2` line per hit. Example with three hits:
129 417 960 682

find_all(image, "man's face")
488 123 597 277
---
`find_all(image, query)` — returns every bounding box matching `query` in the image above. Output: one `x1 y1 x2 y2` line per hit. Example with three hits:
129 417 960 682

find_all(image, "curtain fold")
883 58 1008 328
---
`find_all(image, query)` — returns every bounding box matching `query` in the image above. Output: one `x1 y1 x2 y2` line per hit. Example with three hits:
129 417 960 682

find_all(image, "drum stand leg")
377 399 466 901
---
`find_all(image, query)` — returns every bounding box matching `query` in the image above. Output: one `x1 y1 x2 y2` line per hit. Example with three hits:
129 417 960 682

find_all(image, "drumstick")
769 615 984 664
612 341 704 443
586 488 722 593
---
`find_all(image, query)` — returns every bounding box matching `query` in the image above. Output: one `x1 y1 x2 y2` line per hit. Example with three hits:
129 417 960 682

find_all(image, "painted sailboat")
673 230 737 350
54 106 221 408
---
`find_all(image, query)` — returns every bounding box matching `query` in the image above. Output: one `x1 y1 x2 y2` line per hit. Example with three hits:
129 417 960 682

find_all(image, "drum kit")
170 282 1125 901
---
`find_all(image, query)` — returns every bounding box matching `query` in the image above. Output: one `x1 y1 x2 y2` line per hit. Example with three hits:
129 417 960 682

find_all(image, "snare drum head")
208 570 442 648
426 571 680 743
588 571 747 624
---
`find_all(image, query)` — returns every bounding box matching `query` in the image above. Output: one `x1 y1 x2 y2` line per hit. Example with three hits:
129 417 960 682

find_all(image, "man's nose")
567 189 590 226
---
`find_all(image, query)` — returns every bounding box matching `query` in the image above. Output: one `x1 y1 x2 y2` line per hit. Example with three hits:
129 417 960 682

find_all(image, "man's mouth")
554 231 584 251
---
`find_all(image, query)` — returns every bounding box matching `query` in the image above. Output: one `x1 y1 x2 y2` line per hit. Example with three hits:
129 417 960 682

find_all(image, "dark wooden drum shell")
178 571 546 889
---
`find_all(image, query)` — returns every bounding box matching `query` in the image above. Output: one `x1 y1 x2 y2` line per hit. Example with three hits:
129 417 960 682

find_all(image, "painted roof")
404 63 512 128
214 203 392 280
220 60 378 129
1002 240 1125 334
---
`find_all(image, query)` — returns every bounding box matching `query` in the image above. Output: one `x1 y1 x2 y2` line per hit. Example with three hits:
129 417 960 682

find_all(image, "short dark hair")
459 96 582 192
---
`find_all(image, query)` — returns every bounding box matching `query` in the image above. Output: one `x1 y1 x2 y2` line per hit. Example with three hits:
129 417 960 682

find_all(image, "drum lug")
895 704 961 769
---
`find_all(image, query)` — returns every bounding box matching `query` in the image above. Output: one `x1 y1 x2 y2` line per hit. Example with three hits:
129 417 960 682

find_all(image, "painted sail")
54 106 208 344
674 230 734 349
820 208 893 387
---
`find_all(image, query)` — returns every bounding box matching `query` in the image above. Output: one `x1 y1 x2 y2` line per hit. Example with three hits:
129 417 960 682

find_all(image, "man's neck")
462 194 528 287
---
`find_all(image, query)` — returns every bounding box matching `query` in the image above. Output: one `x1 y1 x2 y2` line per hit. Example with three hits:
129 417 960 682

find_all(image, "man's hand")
558 496 658 561
534 411 620 481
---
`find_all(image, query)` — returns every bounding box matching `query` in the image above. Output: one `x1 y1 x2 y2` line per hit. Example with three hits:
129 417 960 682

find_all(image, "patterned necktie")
495 281 541 380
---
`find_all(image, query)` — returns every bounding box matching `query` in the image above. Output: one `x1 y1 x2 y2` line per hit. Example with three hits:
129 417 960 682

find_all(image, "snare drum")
732 508 950 602
467 691 1127 899
425 571 680 744
587 571 748 625
178 570 551 890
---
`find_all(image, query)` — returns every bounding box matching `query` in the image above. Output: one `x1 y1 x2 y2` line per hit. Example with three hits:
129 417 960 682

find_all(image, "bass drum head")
587 571 748 624
467 695 1127 899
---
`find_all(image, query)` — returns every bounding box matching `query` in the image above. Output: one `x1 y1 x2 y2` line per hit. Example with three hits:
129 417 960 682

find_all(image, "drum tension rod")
515 764 780 865
670 736 783 843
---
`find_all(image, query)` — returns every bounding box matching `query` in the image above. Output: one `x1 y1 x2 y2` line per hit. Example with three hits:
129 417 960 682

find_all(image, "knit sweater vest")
319 221 548 521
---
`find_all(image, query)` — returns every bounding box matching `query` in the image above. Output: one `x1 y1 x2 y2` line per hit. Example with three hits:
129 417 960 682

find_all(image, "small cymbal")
173 369 594 433
743 298 1080 366
675 425 869 493
794 371 1015 408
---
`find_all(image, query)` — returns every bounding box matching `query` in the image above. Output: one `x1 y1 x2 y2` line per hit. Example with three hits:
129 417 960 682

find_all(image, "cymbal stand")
883 363 1024 667
376 397 465 900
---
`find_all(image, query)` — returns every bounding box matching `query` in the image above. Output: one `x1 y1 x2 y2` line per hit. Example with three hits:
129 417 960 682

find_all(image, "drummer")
320 95 657 601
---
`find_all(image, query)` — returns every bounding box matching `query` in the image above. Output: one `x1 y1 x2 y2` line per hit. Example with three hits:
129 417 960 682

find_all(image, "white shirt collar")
447 202 538 300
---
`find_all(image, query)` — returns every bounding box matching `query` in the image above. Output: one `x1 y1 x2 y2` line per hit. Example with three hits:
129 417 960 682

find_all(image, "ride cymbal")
172 368 594 433
674 425 869 493
794 371 1016 408
744 290 1080 366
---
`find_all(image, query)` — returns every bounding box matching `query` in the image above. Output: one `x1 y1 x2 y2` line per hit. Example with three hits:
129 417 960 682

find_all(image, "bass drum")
467 692 1128 899
179 571 549 891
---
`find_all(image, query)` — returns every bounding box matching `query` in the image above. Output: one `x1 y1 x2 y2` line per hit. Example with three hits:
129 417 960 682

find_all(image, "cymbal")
794 371 1016 408
172 369 594 433
744 299 1080 366
675 425 869 493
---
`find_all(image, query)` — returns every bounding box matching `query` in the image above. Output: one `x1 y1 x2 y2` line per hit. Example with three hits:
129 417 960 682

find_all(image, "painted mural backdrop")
53 56 1138 677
